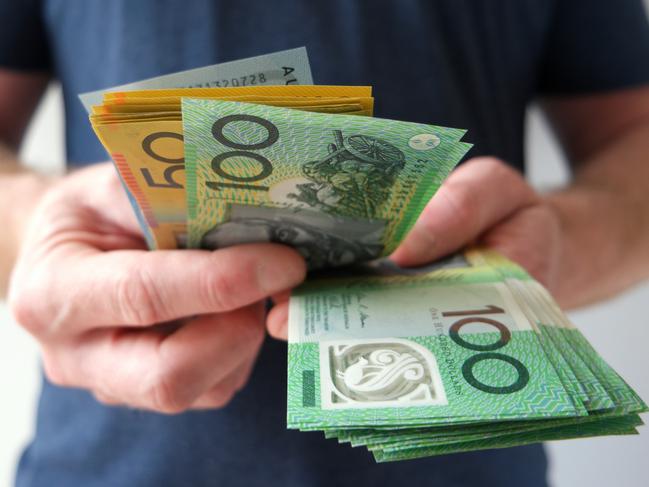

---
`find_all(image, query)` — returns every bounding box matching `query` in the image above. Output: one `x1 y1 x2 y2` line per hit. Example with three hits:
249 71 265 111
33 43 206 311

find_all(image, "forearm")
0 144 53 296
546 123 649 308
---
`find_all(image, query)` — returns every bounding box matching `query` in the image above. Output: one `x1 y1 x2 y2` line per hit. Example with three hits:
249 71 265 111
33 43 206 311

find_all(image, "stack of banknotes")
85 48 645 462
288 250 647 461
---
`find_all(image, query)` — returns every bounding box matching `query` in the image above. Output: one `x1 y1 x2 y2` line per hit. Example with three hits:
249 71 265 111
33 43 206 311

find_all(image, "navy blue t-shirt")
2 1 649 486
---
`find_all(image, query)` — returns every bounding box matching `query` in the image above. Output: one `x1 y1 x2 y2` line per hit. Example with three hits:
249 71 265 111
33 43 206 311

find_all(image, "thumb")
391 157 538 267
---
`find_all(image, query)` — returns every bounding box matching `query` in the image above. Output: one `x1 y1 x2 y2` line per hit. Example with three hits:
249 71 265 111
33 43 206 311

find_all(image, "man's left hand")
267 156 563 340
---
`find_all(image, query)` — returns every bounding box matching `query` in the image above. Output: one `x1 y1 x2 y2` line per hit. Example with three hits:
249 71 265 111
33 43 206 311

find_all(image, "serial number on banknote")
187 69 298 88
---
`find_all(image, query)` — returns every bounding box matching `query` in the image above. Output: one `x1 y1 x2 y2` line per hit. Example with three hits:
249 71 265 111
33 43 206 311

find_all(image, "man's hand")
267 156 560 340
390 157 562 287
8 163 306 413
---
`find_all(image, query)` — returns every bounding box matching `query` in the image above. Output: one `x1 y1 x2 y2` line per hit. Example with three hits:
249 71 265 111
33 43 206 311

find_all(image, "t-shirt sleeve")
0 0 51 71
537 0 649 95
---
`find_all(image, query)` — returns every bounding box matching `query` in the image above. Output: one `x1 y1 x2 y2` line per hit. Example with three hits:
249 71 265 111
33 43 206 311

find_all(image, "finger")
190 354 258 410
267 300 289 341
139 304 266 413
12 243 306 336
31 163 145 246
270 290 291 305
93 357 253 411
96 325 258 412
390 157 539 267
48 304 266 414
481 205 562 289
64 163 144 237
93 391 123 407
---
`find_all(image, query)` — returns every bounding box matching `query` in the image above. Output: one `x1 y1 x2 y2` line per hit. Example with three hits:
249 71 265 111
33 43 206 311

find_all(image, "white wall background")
1 33 649 487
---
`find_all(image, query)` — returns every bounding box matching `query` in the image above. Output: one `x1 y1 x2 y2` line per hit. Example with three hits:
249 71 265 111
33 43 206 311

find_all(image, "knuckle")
241 320 265 348
231 308 266 349
8 290 39 334
233 365 254 392
234 374 248 393
442 178 480 226
146 363 191 414
7 277 49 336
480 157 531 194
199 264 238 311
115 265 163 325
478 156 521 183
41 350 70 387
93 392 119 406
211 390 236 409
204 386 237 409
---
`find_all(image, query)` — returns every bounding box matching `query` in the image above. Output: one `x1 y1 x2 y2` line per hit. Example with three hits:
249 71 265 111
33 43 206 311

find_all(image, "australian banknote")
182 98 471 268
285 250 647 461
79 47 313 112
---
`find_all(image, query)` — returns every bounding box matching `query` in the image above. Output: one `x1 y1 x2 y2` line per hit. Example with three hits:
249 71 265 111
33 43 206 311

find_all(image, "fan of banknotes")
84 48 646 462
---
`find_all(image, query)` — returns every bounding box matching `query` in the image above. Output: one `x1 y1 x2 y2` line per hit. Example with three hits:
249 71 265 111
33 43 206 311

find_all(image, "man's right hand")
7 163 306 413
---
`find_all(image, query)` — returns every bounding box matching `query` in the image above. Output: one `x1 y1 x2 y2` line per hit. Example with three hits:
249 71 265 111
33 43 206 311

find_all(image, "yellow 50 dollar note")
92 86 373 248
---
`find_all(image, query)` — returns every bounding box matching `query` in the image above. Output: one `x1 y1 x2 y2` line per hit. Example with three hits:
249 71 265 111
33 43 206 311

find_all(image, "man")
2 1 649 486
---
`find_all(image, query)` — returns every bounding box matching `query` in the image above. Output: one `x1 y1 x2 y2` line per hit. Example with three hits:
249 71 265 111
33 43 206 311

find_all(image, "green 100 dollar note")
285 266 583 429
182 99 471 269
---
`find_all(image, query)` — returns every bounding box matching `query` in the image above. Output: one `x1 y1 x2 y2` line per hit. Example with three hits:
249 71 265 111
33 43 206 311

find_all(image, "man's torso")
19 1 554 485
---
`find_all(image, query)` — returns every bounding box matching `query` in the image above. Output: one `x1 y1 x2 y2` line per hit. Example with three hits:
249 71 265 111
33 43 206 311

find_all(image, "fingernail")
269 304 289 340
